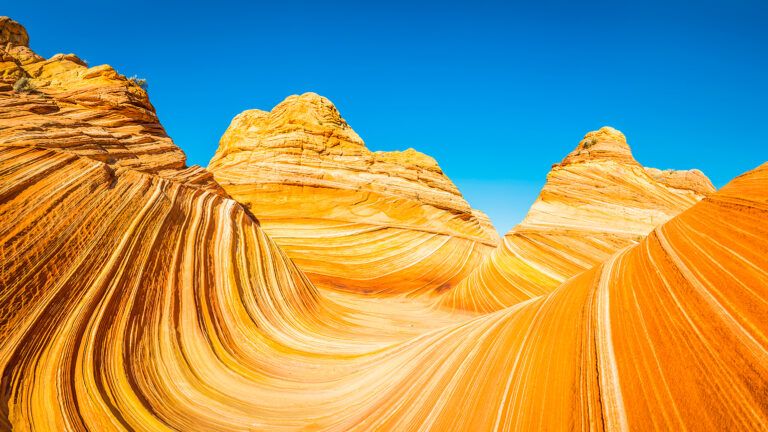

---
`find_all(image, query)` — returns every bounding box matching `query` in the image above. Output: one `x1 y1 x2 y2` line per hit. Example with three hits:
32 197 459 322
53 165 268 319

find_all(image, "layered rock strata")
3 140 767 431
0 17 225 195
209 93 498 294
2 17 768 432
441 127 716 311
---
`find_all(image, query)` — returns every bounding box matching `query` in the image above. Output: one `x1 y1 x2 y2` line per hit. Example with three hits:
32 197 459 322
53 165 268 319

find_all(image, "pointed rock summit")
558 127 715 195
213 93 367 163
560 126 635 165
442 126 716 312
524 126 715 233
209 92 498 294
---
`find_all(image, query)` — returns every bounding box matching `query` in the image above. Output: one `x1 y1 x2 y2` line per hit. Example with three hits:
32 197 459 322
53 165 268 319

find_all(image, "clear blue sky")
8 0 766 233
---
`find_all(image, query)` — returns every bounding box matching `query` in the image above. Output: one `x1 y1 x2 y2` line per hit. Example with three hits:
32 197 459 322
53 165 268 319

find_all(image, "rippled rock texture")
209 93 499 294
442 126 716 312
3 16 768 432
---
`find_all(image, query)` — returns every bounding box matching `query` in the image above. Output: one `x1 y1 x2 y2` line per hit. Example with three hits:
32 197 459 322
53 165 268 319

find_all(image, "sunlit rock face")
3 146 767 430
3 16 768 432
0 16 28 47
644 166 715 194
0 17 225 195
209 92 499 294
441 126 717 312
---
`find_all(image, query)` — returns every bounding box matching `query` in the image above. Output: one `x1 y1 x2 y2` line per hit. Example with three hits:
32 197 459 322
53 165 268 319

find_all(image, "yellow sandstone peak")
209 93 498 294
560 125 636 165
211 92 366 165
442 127 717 312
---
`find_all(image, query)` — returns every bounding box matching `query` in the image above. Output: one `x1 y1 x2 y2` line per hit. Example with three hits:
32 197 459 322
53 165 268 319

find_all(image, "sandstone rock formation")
644 166 715 194
0 17 225 195
2 16 768 432
0 16 28 47
3 139 767 431
441 126 717 311
209 93 498 294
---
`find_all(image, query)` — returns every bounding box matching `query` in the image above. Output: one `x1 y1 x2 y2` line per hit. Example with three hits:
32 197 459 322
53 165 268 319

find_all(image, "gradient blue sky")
8 0 766 233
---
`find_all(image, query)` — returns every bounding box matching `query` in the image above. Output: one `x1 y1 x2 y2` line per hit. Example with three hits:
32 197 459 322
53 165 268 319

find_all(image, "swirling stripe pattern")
2 151 768 430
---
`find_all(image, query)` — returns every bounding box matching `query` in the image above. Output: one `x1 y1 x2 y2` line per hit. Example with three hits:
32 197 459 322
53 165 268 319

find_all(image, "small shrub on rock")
127 75 148 91
13 76 34 93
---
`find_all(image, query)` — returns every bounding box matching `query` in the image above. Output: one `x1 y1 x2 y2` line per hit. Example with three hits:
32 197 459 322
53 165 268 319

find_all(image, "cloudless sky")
7 0 766 233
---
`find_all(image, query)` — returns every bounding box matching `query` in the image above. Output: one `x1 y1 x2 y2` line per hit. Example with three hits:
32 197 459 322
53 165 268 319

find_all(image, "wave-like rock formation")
3 16 768 431
209 93 498 294
442 127 716 312
4 140 768 430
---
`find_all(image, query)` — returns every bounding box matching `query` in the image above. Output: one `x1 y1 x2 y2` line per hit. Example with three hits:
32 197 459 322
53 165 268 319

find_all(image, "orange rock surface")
209 93 498 294
0 17 224 195
441 126 716 312
2 16 768 432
